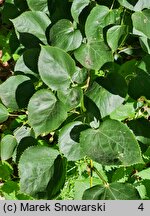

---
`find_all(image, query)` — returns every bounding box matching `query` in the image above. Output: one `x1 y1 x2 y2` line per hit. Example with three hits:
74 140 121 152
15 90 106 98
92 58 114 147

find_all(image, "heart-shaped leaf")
132 10 150 39
57 87 83 111
18 146 59 198
11 11 51 44
28 89 67 136
107 25 128 52
58 121 86 161
118 0 150 11
38 46 76 90
0 75 35 111
86 82 125 118
14 48 40 78
82 182 140 200
85 5 116 42
74 42 113 70
26 0 49 14
71 0 90 23
50 19 82 51
80 119 143 165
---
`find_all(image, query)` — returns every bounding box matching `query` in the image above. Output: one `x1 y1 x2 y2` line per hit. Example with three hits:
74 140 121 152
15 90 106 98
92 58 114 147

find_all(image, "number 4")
138 203 144 211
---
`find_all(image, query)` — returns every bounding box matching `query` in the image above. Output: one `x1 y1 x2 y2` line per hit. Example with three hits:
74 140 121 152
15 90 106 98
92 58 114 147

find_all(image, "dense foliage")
0 0 150 200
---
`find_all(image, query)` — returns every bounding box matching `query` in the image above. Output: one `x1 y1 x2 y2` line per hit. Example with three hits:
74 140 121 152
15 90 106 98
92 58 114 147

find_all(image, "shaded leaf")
58 121 86 161
46 156 67 199
14 48 40 78
15 137 38 163
11 11 51 44
71 0 90 23
139 37 150 54
86 82 124 118
97 72 128 98
128 71 150 100
127 118 150 145
0 75 35 111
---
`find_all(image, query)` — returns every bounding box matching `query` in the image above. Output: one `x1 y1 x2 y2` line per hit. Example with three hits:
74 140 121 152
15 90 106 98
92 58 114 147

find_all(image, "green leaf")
14 48 40 78
38 46 76 90
1 180 20 200
118 0 150 11
58 121 86 161
74 42 113 70
0 75 35 111
118 0 135 11
136 168 150 180
11 11 51 44
71 0 90 23
1 135 17 161
15 137 38 163
112 167 133 183
57 87 83 111
128 71 150 99
26 0 49 14
46 156 67 199
110 103 135 121
18 146 59 198
72 67 88 84
74 178 101 200
82 182 140 200
0 161 13 181
134 0 150 11
139 37 150 54
28 89 67 136
1 1 21 24
14 126 35 143
16 193 34 200
1 180 19 195
85 5 116 42
50 19 82 51
97 72 128 98
132 10 150 39
80 119 143 165
127 118 150 145
86 82 124 118
119 59 137 79
107 25 128 52
0 103 9 123
138 55 150 74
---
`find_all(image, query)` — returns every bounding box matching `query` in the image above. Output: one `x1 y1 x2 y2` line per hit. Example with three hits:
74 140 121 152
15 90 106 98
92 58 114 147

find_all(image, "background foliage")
0 0 150 200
